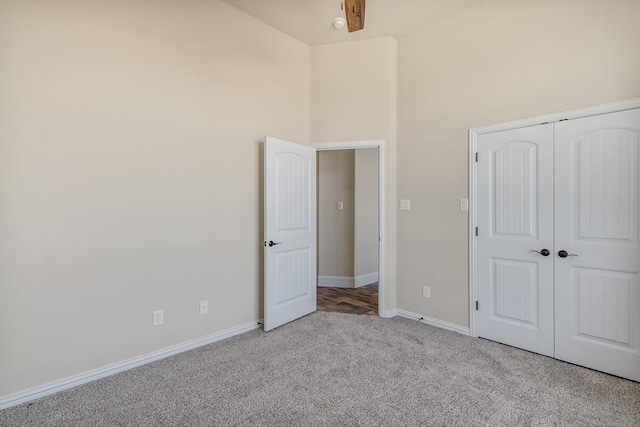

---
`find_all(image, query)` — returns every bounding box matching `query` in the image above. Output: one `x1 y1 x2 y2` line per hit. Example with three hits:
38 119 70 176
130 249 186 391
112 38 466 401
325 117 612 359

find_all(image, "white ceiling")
221 0 483 46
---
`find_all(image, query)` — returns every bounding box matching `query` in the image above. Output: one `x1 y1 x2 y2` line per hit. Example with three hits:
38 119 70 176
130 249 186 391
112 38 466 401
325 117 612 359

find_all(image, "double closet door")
476 108 640 381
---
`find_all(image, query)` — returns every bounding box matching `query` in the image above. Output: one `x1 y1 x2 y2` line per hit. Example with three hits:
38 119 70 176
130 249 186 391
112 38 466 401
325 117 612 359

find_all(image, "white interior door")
264 136 317 332
476 124 555 357
554 108 640 381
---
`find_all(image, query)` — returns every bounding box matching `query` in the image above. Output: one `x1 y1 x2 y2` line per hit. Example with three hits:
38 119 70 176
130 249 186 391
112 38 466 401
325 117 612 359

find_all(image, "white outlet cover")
399 199 411 210
152 310 164 326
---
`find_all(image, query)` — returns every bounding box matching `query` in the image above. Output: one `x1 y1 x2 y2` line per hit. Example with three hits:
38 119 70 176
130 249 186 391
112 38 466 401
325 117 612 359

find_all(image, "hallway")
316 283 378 315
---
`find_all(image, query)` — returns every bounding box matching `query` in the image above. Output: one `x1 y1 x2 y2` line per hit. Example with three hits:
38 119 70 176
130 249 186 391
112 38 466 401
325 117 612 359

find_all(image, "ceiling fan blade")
344 0 365 32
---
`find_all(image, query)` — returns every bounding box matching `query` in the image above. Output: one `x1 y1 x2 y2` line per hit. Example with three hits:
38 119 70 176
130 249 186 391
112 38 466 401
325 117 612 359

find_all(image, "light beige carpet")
1 311 639 426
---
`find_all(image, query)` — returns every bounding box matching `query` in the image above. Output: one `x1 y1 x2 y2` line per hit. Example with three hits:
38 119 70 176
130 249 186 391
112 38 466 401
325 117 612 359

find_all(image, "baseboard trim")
382 308 398 318
0 320 260 410
354 272 378 288
394 309 470 336
317 275 354 288
317 272 378 288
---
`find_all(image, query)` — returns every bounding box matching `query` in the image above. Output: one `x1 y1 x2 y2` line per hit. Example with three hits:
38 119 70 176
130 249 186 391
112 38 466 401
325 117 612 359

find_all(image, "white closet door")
554 108 640 381
476 124 555 357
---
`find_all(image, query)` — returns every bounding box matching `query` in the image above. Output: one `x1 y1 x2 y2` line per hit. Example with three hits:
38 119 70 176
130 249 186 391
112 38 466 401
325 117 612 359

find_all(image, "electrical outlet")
200 300 209 315
423 286 431 298
152 310 164 326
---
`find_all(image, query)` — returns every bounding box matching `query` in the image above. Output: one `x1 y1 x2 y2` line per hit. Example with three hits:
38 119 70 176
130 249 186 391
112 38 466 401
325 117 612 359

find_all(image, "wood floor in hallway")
316 283 378 315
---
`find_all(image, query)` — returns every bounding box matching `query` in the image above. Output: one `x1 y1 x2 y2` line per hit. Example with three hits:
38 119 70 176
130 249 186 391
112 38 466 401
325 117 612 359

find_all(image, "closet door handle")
530 249 550 256
558 250 579 258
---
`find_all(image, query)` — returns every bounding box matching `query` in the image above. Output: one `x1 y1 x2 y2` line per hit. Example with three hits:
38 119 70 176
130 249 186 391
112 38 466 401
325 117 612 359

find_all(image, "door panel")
476 124 555 357
264 136 317 332
492 259 538 326
493 142 538 236
575 129 637 243
554 108 640 381
574 268 635 345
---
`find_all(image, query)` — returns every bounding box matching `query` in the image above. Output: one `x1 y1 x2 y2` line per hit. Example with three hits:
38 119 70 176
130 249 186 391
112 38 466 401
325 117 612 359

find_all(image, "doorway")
316 148 379 315
470 100 640 381
312 140 386 317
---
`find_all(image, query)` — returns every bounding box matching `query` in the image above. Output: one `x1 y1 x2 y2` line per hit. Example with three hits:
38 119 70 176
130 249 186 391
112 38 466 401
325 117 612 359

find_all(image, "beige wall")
354 149 379 278
311 38 397 309
317 150 355 278
396 0 640 327
6 0 638 403
0 0 310 397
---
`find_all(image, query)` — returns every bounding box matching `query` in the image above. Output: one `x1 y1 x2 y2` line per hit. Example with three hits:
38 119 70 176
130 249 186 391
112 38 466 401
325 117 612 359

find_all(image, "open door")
264 136 317 331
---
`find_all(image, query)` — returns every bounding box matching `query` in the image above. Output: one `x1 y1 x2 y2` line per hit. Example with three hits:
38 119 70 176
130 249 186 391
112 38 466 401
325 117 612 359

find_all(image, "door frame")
312 139 387 317
468 97 640 338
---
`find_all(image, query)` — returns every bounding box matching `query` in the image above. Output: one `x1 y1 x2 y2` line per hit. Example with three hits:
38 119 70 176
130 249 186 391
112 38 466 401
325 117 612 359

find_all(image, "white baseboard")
317 275 354 288
354 272 378 288
381 308 398 318
0 320 260 410
317 272 378 288
394 309 470 336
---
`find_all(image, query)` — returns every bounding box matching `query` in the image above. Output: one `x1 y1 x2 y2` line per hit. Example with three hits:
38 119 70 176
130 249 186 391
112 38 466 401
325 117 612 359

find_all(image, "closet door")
554 108 640 381
476 124 555 357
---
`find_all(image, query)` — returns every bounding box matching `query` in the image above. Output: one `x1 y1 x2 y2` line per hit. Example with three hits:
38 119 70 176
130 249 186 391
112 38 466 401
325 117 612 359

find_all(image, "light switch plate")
460 198 469 211
337 201 344 210
423 286 431 298
399 199 411 210
199 300 208 315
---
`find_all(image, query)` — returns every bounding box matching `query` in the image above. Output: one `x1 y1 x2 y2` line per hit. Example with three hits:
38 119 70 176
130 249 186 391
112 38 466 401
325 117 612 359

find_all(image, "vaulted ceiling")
221 0 483 46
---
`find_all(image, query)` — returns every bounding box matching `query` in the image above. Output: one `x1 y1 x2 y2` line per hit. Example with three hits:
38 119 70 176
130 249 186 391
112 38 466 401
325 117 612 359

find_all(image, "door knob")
530 249 550 256
268 240 281 247
558 250 579 258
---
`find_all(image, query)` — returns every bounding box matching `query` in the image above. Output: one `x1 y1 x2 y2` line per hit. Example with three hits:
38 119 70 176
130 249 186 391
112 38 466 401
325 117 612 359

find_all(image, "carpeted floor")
1 312 639 426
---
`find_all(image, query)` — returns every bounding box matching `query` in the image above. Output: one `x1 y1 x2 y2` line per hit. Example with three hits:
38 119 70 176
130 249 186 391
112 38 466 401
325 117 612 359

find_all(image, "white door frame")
312 139 387 317
469 97 640 337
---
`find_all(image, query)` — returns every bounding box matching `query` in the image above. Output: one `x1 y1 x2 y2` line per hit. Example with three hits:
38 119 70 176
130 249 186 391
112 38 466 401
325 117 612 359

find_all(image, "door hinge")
475 227 478 236
475 301 479 311
475 152 478 162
